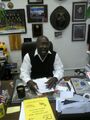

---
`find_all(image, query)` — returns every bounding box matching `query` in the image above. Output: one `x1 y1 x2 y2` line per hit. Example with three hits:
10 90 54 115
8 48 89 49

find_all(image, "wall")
0 0 89 71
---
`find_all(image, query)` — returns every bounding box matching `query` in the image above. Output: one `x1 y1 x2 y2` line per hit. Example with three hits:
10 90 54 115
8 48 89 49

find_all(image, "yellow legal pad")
23 97 56 120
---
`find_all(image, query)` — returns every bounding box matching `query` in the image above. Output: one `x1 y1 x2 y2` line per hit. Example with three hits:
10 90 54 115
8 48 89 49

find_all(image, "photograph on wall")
72 23 86 41
72 2 87 22
0 9 26 35
27 5 48 22
1 0 10 1
32 24 43 37
28 0 43 4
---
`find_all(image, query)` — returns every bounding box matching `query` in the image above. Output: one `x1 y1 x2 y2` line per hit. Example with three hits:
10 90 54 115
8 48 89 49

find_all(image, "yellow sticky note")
6 106 20 114
23 97 56 120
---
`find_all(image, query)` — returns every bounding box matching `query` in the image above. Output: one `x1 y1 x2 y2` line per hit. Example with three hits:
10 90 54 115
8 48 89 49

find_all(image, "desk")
0 80 58 120
1 80 90 120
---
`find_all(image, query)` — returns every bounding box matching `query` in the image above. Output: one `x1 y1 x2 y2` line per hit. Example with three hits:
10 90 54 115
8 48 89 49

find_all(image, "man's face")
37 37 50 57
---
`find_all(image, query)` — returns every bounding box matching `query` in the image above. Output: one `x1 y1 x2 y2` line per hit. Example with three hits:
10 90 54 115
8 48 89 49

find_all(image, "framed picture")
0 9 26 35
72 2 87 22
28 0 43 4
1 0 10 1
24 38 32 42
32 24 43 37
27 4 48 23
72 23 86 41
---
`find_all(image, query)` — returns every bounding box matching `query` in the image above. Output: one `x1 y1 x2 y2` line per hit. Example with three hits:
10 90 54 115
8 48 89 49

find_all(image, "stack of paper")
56 94 90 114
33 77 54 94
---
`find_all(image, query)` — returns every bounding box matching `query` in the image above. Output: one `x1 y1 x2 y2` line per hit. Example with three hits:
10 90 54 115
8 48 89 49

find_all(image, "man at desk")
20 35 64 93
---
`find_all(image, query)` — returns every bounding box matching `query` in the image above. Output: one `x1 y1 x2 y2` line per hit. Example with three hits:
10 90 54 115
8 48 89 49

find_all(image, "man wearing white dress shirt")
20 35 64 93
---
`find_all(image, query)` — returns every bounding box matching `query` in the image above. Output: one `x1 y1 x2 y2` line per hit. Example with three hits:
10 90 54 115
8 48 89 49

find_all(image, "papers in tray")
33 77 54 94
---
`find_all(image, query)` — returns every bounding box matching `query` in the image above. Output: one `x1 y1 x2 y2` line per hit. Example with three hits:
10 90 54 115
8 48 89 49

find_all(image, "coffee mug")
16 84 25 99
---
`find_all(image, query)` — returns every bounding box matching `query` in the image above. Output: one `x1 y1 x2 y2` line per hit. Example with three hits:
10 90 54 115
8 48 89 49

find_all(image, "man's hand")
0 95 5 103
46 77 58 89
27 80 38 94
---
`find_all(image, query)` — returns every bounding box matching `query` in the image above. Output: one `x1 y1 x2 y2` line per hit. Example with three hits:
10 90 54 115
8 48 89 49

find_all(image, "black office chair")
21 41 53 61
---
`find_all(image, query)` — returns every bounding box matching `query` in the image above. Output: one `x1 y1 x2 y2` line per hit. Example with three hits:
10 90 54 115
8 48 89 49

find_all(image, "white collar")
34 49 51 56
34 49 52 62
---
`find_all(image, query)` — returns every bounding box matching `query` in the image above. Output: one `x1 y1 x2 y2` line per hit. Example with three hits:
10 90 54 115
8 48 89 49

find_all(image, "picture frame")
28 0 43 4
0 9 26 35
24 38 32 42
72 2 87 22
32 24 43 37
27 4 48 23
72 23 86 41
1 0 10 1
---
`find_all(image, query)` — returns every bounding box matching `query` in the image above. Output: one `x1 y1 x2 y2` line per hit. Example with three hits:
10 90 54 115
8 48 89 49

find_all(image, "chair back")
21 41 53 60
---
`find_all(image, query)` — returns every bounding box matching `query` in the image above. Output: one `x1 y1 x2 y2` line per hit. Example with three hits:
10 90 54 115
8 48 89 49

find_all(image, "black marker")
66 83 71 91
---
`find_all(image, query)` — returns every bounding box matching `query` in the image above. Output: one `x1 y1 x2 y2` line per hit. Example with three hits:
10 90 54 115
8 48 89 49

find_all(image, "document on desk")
19 102 25 120
19 97 55 120
33 77 54 94
70 78 90 95
56 94 90 114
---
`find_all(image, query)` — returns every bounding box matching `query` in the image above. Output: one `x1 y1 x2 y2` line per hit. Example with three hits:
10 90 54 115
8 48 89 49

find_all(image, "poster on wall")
27 5 48 23
0 9 26 35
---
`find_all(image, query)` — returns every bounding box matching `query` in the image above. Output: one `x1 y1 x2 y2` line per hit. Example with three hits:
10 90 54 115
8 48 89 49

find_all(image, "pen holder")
16 84 26 99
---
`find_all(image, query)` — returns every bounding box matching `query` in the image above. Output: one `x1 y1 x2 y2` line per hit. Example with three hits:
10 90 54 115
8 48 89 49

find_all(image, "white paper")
55 85 68 91
69 94 89 102
61 101 90 114
56 98 62 112
60 91 73 101
19 102 25 120
33 77 54 94
56 94 90 114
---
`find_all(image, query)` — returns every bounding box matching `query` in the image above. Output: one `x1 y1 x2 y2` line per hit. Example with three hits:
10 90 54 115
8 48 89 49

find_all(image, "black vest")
29 51 56 79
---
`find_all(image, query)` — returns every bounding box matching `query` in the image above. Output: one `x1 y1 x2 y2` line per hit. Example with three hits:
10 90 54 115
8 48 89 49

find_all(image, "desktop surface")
1 79 90 120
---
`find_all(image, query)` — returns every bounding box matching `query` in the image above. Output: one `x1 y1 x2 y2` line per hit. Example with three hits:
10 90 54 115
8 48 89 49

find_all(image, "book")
70 78 90 95
23 97 56 120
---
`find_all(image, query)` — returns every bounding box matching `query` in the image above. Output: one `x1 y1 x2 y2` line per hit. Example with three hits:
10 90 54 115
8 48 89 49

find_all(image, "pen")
66 83 71 91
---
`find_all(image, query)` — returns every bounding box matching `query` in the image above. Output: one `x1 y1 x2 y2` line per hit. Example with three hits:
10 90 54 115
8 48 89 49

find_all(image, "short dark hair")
37 35 49 43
